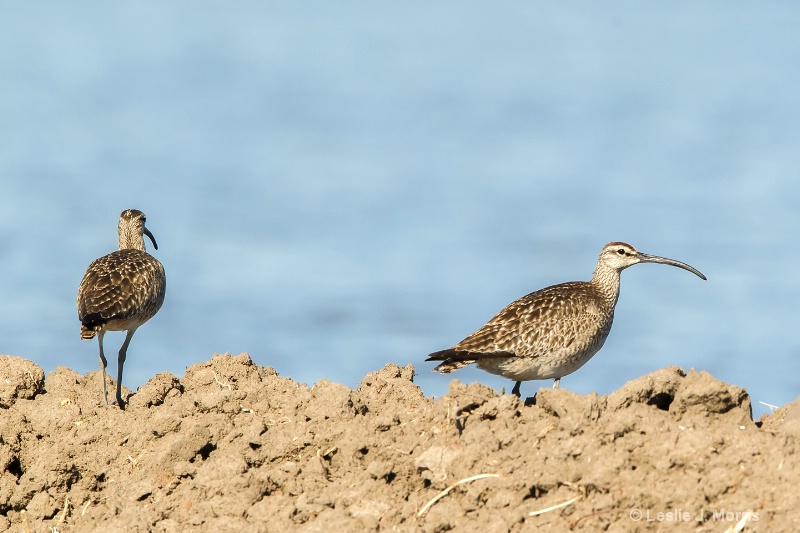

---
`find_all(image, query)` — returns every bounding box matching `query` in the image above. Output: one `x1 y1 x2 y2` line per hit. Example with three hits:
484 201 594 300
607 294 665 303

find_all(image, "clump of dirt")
0 353 798 531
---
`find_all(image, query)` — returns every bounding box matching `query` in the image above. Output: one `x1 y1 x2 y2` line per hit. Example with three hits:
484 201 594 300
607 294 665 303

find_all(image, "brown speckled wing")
77 249 166 336
436 281 610 363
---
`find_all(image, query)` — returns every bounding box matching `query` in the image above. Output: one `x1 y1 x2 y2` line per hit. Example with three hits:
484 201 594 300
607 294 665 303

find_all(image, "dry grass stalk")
417 473 499 517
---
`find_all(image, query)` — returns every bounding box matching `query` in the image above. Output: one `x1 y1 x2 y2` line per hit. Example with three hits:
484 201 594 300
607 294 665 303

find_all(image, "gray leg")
553 378 560 389
511 381 521 397
116 328 137 410
97 331 109 407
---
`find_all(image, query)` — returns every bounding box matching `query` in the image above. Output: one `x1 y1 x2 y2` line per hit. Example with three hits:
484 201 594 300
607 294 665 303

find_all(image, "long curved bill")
638 253 706 280
143 227 159 250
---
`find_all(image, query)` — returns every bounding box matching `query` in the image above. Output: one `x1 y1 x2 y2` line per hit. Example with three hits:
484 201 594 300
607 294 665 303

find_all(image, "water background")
2 3 799 417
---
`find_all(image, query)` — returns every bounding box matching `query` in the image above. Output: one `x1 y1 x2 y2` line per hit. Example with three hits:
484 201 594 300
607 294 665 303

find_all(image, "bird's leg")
116 328 137 410
553 378 560 389
511 381 522 397
97 331 109 407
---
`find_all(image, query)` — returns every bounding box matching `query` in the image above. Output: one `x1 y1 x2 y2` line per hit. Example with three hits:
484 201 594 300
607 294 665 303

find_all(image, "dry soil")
1 352 798 532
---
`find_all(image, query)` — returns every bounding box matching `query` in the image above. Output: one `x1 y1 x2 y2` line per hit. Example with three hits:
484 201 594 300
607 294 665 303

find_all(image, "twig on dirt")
528 495 581 517
80 500 92 516
265 416 292 427
316 449 332 480
127 452 144 469
568 508 614 529
57 496 70 526
723 510 754 533
758 401 779 413
402 416 421 427
21 509 31 533
386 445 412 455
212 372 232 390
320 446 337 458
24 370 38 390
417 473 499 517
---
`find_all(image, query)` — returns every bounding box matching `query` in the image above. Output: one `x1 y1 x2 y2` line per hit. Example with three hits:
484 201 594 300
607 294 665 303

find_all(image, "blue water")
1 3 799 417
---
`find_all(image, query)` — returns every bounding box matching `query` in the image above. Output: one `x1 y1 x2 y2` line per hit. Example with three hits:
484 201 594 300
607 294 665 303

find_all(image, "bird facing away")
77 209 166 409
426 242 706 397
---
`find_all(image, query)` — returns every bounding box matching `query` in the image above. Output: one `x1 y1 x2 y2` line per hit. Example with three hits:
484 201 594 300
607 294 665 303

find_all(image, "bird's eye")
616 249 625 255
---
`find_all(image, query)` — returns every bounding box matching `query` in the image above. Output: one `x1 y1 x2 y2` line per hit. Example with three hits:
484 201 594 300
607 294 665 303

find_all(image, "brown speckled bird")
77 209 166 409
427 242 705 397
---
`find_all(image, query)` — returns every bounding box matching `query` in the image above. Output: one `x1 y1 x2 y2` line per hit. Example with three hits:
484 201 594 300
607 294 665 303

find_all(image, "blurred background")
1 3 797 417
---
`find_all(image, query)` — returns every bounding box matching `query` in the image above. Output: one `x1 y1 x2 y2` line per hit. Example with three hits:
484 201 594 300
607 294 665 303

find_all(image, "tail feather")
424 347 471 374
79 313 105 340
426 348 517 362
80 325 98 340
427 348 518 374
425 348 457 362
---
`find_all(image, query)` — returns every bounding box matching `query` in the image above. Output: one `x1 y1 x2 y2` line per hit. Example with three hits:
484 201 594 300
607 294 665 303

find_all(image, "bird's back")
78 248 166 338
429 280 614 370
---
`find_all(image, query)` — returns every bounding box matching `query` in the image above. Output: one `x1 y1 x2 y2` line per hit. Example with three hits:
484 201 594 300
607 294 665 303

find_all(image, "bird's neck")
118 230 146 251
590 264 622 305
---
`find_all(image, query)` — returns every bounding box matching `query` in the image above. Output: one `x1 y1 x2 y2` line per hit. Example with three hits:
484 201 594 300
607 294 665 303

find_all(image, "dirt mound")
1 353 798 531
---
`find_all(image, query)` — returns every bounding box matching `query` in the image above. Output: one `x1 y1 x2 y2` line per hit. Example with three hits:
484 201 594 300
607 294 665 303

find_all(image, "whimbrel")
77 209 166 409
427 242 705 397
